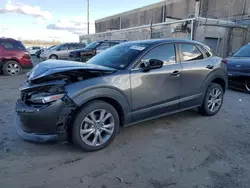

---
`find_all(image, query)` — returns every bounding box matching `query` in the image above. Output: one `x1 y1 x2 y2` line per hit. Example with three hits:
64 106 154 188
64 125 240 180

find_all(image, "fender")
69 86 132 125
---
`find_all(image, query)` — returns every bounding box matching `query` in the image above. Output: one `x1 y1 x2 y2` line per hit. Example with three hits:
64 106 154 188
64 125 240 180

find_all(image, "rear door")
178 43 215 108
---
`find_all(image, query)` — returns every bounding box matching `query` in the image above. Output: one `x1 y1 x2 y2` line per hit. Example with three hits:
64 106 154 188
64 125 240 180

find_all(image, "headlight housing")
28 93 65 104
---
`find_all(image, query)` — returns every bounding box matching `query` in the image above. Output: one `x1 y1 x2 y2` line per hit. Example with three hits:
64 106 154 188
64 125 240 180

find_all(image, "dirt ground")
0 57 250 188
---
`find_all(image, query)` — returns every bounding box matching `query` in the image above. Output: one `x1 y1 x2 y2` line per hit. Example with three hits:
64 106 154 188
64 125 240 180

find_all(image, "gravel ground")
0 57 250 188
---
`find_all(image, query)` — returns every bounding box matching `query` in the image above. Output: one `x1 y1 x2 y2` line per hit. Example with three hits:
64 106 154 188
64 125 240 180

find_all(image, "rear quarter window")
0 40 26 50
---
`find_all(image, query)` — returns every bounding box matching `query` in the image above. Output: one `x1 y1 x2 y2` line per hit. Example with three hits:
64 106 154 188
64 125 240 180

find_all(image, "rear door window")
180 44 204 61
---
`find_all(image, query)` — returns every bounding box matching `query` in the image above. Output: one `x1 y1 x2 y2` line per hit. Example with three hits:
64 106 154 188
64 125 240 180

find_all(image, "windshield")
47 45 56 50
88 43 149 69
85 42 100 49
233 44 250 57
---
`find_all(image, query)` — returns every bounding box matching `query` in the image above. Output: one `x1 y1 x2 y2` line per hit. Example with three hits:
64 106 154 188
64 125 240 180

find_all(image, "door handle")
171 70 180 77
206 65 214 69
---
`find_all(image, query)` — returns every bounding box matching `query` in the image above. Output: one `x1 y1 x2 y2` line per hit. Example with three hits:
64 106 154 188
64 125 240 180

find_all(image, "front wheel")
199 83 224 116
72 100 120 151
49 55 58 59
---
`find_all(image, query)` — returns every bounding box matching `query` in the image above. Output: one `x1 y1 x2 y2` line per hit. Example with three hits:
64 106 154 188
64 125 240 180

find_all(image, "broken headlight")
28 93 65 104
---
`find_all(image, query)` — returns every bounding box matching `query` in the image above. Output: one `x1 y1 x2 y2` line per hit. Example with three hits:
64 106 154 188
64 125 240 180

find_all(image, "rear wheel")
2 60 22 76
49 55 58 59
72 100 120 151
199 83 224 116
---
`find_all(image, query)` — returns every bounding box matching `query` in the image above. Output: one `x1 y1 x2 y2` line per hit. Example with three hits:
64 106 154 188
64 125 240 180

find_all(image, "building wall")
201 0 250 20
95 0 195 33
95 0 250 33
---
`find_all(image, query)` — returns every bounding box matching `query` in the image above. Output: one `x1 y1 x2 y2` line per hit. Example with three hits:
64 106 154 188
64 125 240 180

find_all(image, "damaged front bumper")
15 96 77 143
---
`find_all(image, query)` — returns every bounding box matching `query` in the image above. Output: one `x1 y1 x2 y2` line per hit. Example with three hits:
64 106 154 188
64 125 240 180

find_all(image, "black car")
16 39 227 151
226 43 250 92
69 40 127 62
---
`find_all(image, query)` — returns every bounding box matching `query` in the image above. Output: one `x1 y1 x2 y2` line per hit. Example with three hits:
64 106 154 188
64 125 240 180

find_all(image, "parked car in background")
16 39 227 151
225 43 250 92
0 38 33 76
27 46 43 55
35 48 45 58
40 43 86 60
38 45 56 58
69 40 127 62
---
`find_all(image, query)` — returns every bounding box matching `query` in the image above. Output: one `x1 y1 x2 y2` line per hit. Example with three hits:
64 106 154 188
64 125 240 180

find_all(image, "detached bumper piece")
15 96 77 143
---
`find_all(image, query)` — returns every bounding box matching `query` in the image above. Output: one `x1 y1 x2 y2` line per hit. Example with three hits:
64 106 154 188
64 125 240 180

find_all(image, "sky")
0 0 160 42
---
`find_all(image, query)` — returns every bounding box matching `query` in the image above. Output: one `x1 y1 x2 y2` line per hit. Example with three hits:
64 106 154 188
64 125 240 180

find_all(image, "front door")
56 44 68 59
130 43 182 122
178 43 215 108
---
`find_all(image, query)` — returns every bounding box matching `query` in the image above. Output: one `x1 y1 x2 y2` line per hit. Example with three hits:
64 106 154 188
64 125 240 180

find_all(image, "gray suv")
16 39 228 151
40 42 86 60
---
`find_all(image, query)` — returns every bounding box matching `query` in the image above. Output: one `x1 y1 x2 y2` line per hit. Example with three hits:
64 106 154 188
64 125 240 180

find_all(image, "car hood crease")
28 60 116 82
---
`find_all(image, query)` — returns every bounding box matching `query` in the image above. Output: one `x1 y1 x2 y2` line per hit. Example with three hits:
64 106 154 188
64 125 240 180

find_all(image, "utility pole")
87 0 90 34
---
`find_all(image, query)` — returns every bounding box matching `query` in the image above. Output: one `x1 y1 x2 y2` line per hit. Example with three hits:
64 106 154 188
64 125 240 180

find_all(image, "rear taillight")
23 52 30 59
222 59 228 64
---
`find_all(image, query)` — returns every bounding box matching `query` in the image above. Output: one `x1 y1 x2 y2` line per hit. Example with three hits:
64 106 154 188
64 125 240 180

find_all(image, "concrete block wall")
80 23 189 43
201 0 250 20
95 0 195 33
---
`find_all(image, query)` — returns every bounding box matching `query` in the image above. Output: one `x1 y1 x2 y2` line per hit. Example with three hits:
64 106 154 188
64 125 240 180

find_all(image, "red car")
0 38 33 76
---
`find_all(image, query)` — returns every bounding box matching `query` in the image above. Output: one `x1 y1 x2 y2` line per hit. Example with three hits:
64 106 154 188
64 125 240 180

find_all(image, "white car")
27 46 43 55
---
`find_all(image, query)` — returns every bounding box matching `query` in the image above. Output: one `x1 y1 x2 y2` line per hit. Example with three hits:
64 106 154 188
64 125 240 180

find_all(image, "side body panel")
66 71 132 124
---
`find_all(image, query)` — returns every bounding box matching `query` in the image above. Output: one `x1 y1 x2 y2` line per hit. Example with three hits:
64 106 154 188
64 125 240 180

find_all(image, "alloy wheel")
207 88 222 112
80 109 115 147
6 63 20 75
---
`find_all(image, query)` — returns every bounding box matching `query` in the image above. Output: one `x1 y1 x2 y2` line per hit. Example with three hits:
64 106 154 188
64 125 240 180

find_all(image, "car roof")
124 39 205 46
97 40 127 43
0 37 21 42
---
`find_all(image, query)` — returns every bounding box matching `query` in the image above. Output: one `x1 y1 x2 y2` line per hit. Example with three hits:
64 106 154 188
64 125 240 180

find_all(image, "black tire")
72 100 120 151
245 80 250 92
2 60 22 76
49 54 58 59
199 83 224 116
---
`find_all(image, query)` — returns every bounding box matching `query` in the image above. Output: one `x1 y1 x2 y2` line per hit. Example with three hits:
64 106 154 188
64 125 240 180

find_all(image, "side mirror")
56 48 61 51
140 59 163 71
229 52 234 56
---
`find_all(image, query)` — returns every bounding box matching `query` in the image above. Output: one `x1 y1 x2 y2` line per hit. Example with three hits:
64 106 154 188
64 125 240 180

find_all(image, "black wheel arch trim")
202 70 228 93
69 86 132 125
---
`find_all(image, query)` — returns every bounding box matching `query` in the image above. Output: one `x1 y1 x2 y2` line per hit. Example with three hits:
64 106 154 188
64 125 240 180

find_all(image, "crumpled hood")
28 60 115 81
